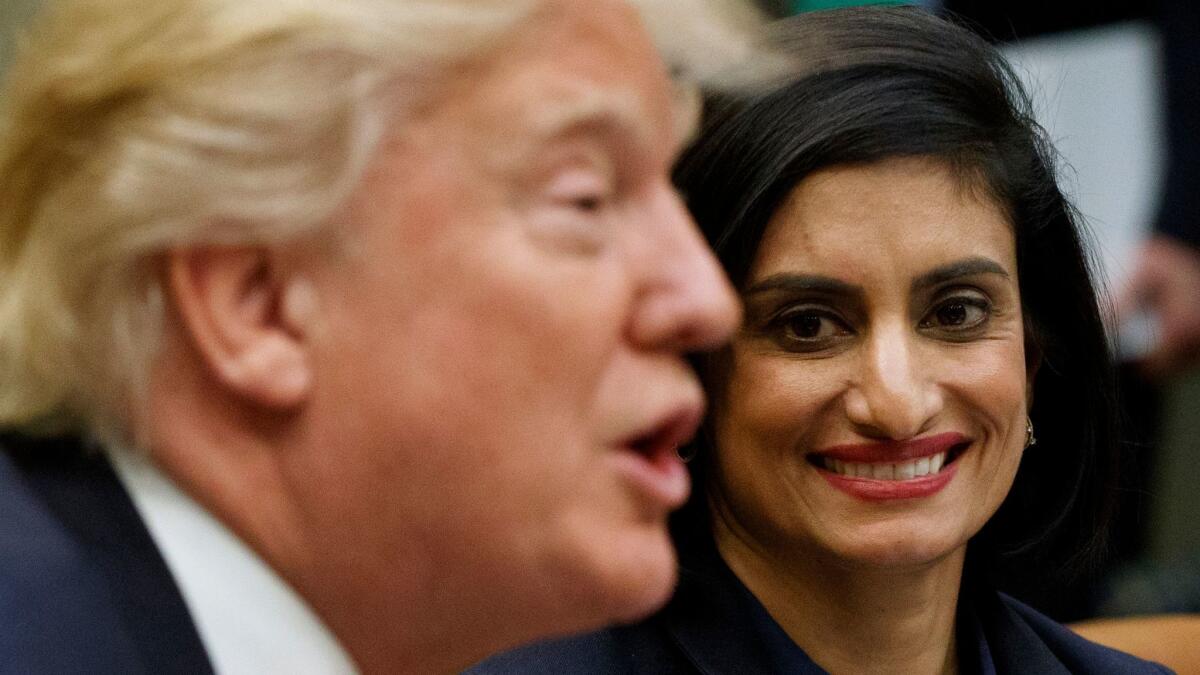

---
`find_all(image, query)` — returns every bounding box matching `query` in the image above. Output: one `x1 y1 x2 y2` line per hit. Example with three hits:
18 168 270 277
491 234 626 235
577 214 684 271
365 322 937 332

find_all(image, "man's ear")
166 245 315 410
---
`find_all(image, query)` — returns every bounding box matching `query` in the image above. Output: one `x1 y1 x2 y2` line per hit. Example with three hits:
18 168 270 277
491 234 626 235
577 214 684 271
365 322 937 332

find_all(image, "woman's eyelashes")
918 290 993 336
758 287 996 352
764 305 853 352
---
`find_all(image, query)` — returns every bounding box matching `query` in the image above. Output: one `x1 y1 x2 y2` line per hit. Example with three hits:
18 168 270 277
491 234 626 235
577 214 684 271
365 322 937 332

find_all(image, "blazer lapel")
2 434 214 674
660 540 828 675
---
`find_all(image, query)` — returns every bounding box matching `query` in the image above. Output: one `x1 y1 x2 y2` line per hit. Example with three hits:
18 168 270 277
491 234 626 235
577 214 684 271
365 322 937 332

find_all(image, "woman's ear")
165 245 315 410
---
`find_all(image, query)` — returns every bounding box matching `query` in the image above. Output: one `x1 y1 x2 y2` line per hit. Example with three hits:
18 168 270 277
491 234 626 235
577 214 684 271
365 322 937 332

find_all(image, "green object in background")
790 0 912 13
1149 366 1200 563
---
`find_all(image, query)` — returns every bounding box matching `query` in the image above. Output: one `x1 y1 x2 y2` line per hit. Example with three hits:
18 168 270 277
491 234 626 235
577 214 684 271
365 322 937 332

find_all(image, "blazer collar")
657 535 1072 675
1 434 214 674
658 537 827 674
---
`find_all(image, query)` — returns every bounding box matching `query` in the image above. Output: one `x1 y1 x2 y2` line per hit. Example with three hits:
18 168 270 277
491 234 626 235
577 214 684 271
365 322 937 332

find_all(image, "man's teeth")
823 453 946 480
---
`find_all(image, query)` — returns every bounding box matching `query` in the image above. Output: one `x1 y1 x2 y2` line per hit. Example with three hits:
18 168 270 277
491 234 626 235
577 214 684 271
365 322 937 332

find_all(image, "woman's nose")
843 322 942 440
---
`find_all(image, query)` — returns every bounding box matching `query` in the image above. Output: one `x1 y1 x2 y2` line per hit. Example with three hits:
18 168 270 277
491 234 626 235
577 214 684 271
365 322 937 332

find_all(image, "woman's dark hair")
672 6 1119 597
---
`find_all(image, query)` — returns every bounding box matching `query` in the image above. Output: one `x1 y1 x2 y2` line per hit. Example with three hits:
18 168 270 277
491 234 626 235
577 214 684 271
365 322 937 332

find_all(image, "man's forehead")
522 79 700 157
491 0 696 145
670 79 703 150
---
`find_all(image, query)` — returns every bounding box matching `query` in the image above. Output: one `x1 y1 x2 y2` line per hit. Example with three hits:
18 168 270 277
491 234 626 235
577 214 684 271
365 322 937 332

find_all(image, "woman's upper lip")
813 431 970 463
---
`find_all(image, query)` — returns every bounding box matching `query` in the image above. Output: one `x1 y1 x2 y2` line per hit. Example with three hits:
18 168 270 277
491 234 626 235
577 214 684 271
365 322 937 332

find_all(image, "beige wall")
0 0 43 75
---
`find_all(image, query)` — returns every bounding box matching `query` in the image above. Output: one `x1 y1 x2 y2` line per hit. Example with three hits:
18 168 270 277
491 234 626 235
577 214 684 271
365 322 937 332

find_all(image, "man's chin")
606 563 678 626
574 527 680 629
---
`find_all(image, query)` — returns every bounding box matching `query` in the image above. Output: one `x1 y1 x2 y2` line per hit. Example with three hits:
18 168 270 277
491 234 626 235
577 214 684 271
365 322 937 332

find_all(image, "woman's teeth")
823 453 946 480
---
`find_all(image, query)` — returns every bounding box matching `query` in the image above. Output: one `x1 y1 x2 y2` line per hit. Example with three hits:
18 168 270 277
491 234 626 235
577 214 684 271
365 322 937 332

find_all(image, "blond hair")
0 0 771 445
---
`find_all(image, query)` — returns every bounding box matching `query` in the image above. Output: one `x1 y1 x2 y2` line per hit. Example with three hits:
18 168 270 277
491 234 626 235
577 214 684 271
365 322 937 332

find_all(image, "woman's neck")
714 525 965 675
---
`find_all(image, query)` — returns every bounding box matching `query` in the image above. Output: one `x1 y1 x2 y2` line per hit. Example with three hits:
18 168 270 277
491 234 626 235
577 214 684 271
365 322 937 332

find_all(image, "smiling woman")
718 157 1032 573
471 6 1170 675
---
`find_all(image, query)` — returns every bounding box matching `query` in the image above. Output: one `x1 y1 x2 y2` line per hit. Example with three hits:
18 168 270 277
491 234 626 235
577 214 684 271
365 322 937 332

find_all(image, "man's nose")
843 322 942 440
627 191 740 352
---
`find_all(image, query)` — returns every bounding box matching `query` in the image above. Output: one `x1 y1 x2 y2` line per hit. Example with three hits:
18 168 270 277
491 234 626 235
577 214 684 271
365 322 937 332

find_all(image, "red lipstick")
817 432 968 463
812 432 969 502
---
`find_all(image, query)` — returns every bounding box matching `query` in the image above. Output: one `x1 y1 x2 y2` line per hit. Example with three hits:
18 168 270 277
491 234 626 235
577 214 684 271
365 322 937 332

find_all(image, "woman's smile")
807 431 972 501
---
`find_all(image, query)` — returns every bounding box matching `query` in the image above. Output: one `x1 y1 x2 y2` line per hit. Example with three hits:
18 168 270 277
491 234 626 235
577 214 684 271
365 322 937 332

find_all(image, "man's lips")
622 406 703 460
812 431 971 464
610 405 702 510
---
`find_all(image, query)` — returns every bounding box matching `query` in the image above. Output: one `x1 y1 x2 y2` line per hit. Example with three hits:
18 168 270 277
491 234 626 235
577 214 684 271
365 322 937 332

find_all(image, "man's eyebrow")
743 273 862 299
527 90 651 149
489 95 647 176
912 256 1010 291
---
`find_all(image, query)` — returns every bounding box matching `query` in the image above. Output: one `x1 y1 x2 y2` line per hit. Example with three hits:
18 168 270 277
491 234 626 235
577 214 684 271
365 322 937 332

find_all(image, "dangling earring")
1025 417 1037 449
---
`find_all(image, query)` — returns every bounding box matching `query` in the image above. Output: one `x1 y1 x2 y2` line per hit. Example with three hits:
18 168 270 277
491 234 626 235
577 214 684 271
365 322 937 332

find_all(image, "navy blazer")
471 536 1172 674
0 434 213 674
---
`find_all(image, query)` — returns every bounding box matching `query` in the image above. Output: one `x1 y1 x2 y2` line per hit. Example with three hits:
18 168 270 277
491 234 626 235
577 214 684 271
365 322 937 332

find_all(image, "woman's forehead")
749 158 1016 283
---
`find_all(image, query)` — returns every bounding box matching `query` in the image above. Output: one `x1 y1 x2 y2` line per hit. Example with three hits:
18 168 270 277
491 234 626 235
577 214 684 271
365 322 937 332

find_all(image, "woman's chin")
821 533 965 572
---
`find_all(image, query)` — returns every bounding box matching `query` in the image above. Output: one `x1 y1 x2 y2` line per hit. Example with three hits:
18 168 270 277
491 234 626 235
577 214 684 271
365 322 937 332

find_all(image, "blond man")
0 0 774 672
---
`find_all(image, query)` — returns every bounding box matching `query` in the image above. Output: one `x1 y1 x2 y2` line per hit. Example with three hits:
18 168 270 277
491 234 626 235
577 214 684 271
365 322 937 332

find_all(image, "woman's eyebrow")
912 256 1010 291
742 257 1008 299
742 273 861 299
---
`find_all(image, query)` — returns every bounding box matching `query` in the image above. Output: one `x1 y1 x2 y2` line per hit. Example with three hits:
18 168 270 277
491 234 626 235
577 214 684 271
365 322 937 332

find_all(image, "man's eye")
570 195 605 213
543 166 614 215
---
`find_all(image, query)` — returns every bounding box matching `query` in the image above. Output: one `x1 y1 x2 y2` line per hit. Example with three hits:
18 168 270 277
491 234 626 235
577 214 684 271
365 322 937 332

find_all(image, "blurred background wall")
0 0 42 74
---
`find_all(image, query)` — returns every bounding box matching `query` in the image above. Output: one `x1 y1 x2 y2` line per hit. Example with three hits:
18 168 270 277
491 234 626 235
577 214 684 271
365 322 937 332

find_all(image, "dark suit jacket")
471 536 1173 675
0 434 214 674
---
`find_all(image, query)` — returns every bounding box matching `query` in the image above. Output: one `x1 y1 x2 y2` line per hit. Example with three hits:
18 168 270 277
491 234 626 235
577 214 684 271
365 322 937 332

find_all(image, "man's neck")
107 446 359 674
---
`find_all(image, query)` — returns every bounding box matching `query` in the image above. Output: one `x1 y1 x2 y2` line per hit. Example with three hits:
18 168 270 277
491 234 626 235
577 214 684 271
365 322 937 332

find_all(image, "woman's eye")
787 313 830 338
921 297 989 331
771 309 851 350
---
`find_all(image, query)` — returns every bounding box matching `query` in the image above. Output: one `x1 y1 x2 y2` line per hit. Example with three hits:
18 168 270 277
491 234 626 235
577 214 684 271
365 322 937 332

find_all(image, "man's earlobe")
166 246 314 409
